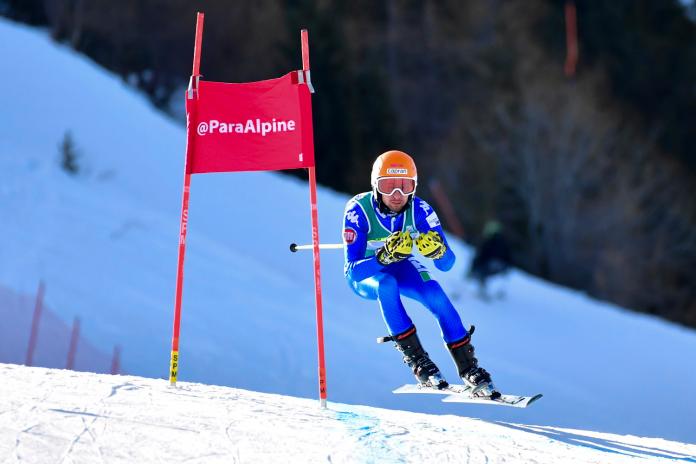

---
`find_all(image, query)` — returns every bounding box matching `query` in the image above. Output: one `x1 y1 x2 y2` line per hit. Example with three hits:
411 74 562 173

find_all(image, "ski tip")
392 384 412 394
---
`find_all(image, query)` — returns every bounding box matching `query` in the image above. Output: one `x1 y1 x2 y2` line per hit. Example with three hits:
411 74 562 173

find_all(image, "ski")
393 384 543 408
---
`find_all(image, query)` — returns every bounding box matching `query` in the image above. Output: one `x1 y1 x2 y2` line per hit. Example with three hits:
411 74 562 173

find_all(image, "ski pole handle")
289 243 344 252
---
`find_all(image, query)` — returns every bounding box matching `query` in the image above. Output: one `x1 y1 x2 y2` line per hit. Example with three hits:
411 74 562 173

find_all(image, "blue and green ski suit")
342 192 469 342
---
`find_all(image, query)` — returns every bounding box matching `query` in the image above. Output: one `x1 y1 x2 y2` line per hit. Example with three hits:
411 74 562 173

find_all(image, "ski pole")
289 229 421 252
289 243 344 252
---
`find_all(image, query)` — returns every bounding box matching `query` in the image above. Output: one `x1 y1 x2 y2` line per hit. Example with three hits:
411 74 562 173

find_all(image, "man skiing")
342 150 498 397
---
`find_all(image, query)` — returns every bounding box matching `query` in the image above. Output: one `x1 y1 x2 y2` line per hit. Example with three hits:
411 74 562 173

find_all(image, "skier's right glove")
376 231 413 265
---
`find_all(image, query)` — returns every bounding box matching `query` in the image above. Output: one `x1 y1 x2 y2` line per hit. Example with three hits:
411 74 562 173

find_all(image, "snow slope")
1 17 695 444
1 364 695 464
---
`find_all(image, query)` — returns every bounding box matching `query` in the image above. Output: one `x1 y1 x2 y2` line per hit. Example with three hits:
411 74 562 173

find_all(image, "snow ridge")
1 364 695 464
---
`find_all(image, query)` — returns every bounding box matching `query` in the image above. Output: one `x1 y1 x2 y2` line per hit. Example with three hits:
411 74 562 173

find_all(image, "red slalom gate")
168 13 327 408
302 29 328 406
111 345 121 375
564 1 578 77
25 280 45 367
66 316 80 370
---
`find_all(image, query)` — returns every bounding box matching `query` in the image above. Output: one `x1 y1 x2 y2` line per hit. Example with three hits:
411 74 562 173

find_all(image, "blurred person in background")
468 220 512 300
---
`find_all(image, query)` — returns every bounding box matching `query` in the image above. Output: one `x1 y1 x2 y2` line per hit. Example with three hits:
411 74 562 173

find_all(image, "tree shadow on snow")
494 422 696 462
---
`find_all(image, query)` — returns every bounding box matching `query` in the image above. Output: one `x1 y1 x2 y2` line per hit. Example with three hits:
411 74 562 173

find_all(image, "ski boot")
380 326 448 390
446 326 500 399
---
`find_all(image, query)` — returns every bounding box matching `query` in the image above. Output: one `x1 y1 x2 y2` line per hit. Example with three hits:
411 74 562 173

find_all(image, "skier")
342 150 498 397
468 220 513 300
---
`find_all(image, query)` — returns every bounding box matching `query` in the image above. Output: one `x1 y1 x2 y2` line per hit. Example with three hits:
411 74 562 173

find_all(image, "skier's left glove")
416 230 447 259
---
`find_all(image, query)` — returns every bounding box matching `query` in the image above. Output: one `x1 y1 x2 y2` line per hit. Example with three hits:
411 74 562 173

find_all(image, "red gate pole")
66 316 80 370
169 11 204 386
564 1 578 77
302 29 328 408
25 280 45 367
111 345 122 375
429 179 466 239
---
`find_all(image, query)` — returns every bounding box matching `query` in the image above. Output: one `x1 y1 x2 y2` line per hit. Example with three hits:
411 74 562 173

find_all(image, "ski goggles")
375 177 417 196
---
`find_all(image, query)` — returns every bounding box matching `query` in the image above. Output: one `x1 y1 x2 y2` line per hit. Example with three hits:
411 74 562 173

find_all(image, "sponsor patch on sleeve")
426 212 441 228
343 227 357 244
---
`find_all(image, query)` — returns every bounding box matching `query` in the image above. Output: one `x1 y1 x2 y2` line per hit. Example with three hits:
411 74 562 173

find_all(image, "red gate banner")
188 73 315 174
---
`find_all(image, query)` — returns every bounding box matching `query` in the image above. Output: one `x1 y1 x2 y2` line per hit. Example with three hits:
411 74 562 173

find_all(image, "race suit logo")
346 210 360 226
197 118 296 137
426 212 441 228
343 228 357 244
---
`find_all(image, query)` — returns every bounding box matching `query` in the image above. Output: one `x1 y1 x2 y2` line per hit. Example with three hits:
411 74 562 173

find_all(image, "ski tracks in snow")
333 410 405 463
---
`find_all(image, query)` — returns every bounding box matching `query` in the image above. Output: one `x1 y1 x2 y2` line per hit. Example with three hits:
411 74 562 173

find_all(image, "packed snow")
1 364 695 464
1 15 695 459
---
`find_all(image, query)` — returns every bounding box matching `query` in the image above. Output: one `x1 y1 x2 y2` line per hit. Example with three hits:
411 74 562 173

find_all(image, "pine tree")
59 131 79 175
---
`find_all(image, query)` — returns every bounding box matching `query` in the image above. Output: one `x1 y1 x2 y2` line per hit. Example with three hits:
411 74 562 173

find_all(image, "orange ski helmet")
370 150 418 191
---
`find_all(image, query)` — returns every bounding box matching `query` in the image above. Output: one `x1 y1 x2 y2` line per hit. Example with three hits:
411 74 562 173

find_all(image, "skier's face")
381 190 407 213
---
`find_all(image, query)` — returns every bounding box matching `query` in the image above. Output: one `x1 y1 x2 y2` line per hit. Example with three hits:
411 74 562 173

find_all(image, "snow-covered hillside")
1 17 695 446
2 364 695 464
